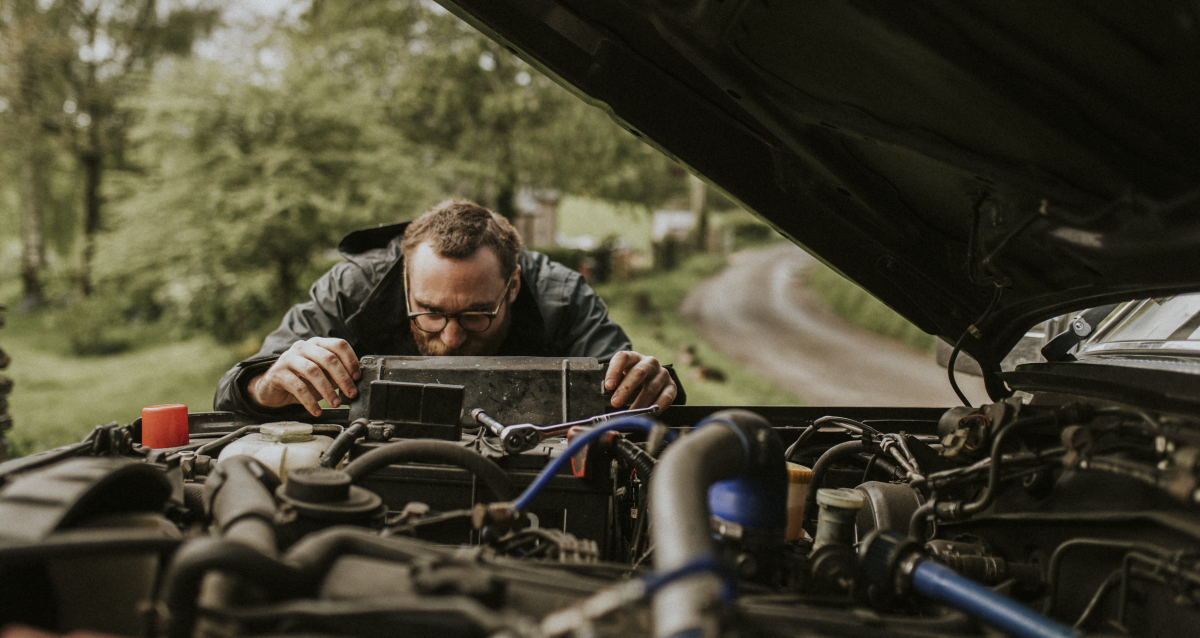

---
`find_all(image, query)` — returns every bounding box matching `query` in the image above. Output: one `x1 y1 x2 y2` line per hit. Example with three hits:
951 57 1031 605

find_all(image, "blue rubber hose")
643 554 728 596
511 416 669 512
911 559 1081 638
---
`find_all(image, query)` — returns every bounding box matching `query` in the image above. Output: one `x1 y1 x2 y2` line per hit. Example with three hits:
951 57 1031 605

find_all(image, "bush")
60 294 149 357
185 276 279 344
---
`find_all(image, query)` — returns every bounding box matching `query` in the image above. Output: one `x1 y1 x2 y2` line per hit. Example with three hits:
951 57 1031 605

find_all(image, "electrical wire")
949 286 1003 407
784 416 879 463
1073 570 1123 629
1042 539 1166 615
511 416 670 513
642 554 729 595
784 426 816 462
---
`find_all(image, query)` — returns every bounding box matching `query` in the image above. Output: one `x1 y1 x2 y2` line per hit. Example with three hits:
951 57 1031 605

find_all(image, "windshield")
1081 293 1200 357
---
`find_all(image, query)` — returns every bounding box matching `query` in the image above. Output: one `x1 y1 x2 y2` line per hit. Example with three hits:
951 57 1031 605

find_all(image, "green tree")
56 0 218 297
0 0 217 305
102 0 686 343
106 37 436 340
304 0 681 214
0 0 72 307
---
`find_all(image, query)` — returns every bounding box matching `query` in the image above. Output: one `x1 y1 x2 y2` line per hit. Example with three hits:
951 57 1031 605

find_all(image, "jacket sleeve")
212 261 369 418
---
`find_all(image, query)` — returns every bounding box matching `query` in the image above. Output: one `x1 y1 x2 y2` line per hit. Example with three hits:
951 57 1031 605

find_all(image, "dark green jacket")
214 222 632 419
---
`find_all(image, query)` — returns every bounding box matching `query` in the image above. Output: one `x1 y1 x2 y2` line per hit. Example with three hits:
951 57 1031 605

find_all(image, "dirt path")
680 242 989 407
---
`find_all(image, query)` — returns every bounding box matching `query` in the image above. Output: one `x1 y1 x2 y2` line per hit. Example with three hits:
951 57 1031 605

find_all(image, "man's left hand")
604 351 677 412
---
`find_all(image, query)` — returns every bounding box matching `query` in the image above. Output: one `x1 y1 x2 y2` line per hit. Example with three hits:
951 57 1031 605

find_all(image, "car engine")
2 355 1198 638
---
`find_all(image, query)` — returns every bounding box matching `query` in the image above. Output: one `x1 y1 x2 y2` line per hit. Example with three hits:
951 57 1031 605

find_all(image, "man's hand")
247 337 362 417
604 350 677 412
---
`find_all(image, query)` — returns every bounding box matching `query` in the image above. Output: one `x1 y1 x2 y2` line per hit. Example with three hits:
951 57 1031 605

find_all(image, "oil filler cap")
277 467 382 518
285 467 352 503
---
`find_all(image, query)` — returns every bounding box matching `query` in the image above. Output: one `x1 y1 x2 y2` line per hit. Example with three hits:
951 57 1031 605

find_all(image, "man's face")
405 241 520 356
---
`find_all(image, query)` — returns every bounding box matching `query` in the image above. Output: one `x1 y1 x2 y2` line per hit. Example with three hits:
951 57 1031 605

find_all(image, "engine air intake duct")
650 409 786 638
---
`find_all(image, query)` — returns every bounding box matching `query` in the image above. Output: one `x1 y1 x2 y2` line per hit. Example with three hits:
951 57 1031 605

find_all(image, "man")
214 200 680 420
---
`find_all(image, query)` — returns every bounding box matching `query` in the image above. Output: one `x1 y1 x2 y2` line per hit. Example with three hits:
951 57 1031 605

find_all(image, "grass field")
3 307 239 456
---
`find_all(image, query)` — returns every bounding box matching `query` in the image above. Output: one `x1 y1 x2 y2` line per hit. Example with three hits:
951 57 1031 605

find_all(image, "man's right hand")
247 337 362 417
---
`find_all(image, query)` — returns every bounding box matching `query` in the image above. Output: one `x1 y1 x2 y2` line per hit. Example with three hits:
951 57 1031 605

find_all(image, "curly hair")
400 200 523 279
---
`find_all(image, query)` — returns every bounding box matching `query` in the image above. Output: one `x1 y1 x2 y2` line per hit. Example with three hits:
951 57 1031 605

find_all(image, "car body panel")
439 0 1200 394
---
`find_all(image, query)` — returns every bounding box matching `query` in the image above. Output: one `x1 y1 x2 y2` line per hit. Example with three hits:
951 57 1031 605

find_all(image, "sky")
192 0 307 65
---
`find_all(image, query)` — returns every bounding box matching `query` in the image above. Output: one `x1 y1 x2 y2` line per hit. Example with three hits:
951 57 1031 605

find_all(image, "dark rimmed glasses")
404 267 512 334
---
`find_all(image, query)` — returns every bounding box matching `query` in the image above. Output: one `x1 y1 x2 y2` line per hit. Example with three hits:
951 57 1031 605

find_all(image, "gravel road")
680 242 989 407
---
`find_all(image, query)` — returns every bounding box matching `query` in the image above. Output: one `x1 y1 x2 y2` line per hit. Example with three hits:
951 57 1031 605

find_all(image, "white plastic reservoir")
217 422 335 481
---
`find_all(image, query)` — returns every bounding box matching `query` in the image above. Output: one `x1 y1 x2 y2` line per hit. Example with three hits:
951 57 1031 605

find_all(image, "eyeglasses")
404 267 512 334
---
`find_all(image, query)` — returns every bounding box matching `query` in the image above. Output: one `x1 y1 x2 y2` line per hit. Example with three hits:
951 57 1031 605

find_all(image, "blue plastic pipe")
511 416 667 512
911 559 1081 638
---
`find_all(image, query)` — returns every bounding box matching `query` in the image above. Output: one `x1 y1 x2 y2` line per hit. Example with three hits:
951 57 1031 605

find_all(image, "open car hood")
440 0 1200 397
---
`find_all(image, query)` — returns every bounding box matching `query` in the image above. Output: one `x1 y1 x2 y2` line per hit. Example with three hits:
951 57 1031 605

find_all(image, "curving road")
680 242 988 407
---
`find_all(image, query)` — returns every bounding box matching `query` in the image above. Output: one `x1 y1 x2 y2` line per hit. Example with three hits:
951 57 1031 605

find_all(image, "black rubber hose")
183 483 206 517
195 425 256 457
193 424 341 459
283 526 445 582
616 437 656 480
343 439 515 501
802 441 870 535
162 538 300 638
908 498 938 540
205 455 281 556
320 419 367 467
867 454 907 481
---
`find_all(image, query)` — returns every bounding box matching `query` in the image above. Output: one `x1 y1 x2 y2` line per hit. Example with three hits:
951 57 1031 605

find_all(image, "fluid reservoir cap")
285 466 351 503
260 422 314 443
276 466 383 518
142 404 189 449
817 487 864 510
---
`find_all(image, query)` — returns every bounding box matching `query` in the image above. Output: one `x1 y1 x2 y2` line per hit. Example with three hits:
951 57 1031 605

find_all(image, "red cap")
142 404 190 449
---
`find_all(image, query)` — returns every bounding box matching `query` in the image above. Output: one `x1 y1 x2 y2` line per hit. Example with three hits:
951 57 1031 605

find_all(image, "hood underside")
441 0 1200 396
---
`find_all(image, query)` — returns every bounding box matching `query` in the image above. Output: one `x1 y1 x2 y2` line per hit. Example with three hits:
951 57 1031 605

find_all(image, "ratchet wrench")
472 405 661 455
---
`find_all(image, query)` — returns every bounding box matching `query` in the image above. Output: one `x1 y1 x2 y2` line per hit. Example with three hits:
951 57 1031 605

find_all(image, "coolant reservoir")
217 422 334 481
785 462 813 541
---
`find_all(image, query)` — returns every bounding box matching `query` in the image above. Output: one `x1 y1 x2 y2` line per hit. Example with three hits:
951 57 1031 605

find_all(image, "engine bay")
2 356 1199 638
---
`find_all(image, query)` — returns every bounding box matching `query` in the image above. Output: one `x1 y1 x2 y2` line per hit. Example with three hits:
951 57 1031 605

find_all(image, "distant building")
651 209 697 243
513 188 560 248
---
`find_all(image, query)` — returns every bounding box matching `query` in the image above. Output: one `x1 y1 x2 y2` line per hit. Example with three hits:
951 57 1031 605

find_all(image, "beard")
411 308 512 356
